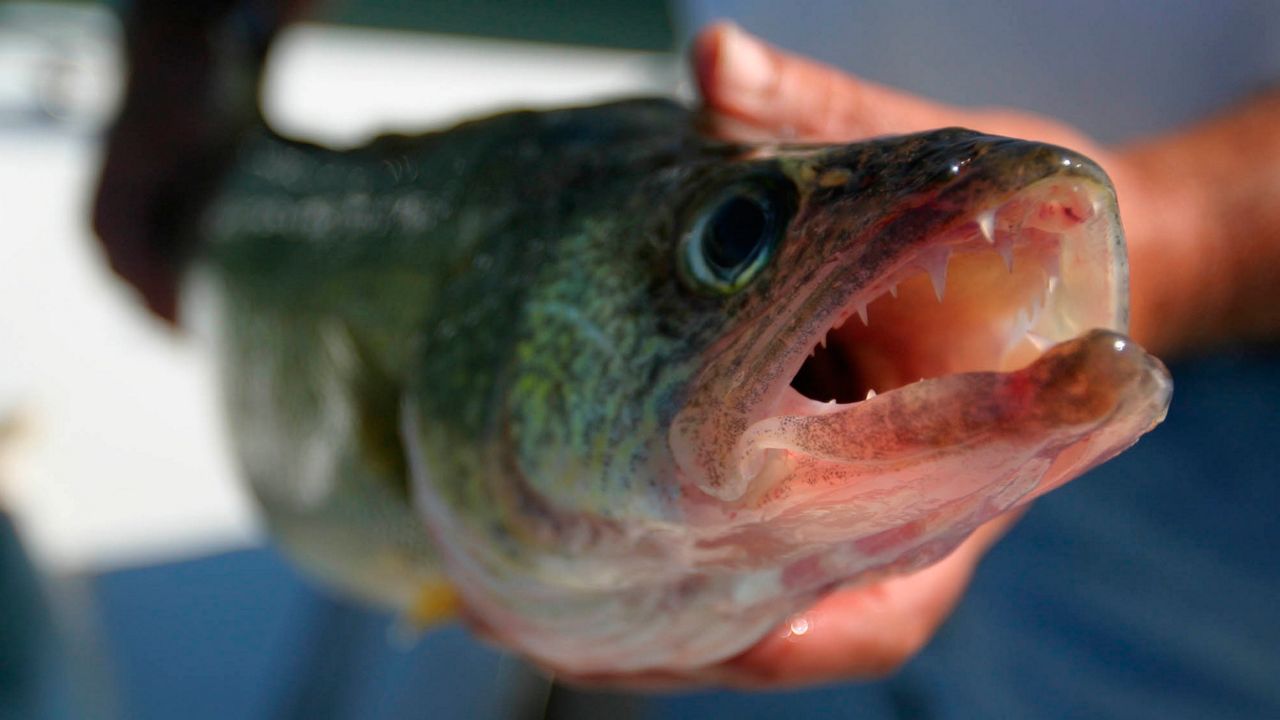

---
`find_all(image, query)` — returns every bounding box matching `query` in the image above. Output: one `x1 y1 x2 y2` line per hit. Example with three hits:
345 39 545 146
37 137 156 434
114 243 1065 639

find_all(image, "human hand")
557 513 1019 689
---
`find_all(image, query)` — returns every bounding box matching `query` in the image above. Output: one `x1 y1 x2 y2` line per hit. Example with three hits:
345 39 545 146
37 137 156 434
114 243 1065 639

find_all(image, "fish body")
197 98 1171 673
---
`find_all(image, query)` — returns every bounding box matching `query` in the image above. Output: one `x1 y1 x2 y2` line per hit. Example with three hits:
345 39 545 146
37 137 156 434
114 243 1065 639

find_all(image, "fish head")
673 128 1168 500
407 122 1172 674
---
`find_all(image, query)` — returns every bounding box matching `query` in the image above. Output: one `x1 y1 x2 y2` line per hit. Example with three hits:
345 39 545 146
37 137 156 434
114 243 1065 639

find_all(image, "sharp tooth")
864 388 877 400
1038 261 1060 313
922 247 950 302
1013 307 1031 335
1043 251 1061 280
929 267 947 302
888 283 899 298
996 236 1014 272
819 335 827 349
856 301 869 325
976 209 996 243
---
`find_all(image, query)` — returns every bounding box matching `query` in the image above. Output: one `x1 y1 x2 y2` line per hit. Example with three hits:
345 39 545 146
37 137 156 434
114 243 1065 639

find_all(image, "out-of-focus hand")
94 0 312 324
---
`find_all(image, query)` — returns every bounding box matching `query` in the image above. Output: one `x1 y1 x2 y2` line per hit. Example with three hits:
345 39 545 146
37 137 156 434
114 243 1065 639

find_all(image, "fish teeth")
1034 259 1059 317
888 283 899 299
929 268 947 302
976 209 997 244
865 388 877 400
856 301 869 325
1013 307 1031 336
921 247 950 302
1043 251 1061 280
996 235 1015 272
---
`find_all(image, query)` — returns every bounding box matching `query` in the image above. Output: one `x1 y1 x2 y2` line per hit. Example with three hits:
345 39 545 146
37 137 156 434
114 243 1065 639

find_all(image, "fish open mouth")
783 177 1120 414
716 174 1170 514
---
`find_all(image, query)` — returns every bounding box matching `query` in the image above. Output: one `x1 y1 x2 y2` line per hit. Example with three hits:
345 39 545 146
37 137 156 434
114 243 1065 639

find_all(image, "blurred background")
2 1 1278 719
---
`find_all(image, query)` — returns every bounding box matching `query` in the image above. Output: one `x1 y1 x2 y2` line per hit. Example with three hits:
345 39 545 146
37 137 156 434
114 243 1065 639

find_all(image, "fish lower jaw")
784 175 1121 417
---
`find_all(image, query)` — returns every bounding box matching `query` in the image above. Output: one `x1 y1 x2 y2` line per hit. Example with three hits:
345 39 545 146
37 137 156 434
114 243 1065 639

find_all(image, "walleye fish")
91 0 1171 677
192 98 1171 674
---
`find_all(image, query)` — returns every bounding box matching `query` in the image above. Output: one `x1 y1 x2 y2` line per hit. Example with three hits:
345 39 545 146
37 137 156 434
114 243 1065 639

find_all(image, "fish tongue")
735 330 1172 517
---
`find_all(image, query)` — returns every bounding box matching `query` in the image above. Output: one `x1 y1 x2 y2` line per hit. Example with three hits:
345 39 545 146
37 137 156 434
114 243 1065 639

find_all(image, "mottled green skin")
205 100 744 601
201 99 1118 665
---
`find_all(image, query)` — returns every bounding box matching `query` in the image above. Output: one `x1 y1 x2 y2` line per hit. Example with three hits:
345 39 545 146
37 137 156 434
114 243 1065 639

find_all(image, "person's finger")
561 511 1021 691
693 23 1102 155
693 22 967 141
713 511 1020 688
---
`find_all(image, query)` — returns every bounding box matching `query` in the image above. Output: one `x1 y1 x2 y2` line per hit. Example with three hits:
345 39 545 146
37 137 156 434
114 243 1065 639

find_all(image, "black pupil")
705 194 770 274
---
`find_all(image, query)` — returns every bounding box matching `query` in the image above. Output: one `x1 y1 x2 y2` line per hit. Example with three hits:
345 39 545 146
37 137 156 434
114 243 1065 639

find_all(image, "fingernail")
716 23 774 99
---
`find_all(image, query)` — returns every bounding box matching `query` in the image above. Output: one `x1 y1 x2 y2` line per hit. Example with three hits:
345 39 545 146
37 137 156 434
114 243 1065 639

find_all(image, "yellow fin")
405 580 462 629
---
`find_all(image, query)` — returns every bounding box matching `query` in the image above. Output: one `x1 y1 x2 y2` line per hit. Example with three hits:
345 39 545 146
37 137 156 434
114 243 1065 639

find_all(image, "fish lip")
730 328 1171 515
733 172 1132 499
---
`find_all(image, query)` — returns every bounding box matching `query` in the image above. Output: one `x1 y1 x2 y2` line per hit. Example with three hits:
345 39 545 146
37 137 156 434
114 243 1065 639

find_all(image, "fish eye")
680 176 796 294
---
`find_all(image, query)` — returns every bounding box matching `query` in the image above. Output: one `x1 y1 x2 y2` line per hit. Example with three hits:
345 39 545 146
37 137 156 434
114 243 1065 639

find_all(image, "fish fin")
404 579 462 629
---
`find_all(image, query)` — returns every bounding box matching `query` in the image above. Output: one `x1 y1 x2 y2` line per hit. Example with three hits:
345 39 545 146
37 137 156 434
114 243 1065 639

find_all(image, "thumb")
693 22 969 141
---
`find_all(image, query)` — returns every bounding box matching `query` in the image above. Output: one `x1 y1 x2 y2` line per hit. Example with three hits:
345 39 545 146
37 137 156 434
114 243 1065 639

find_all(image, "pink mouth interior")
787 178 1111 410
